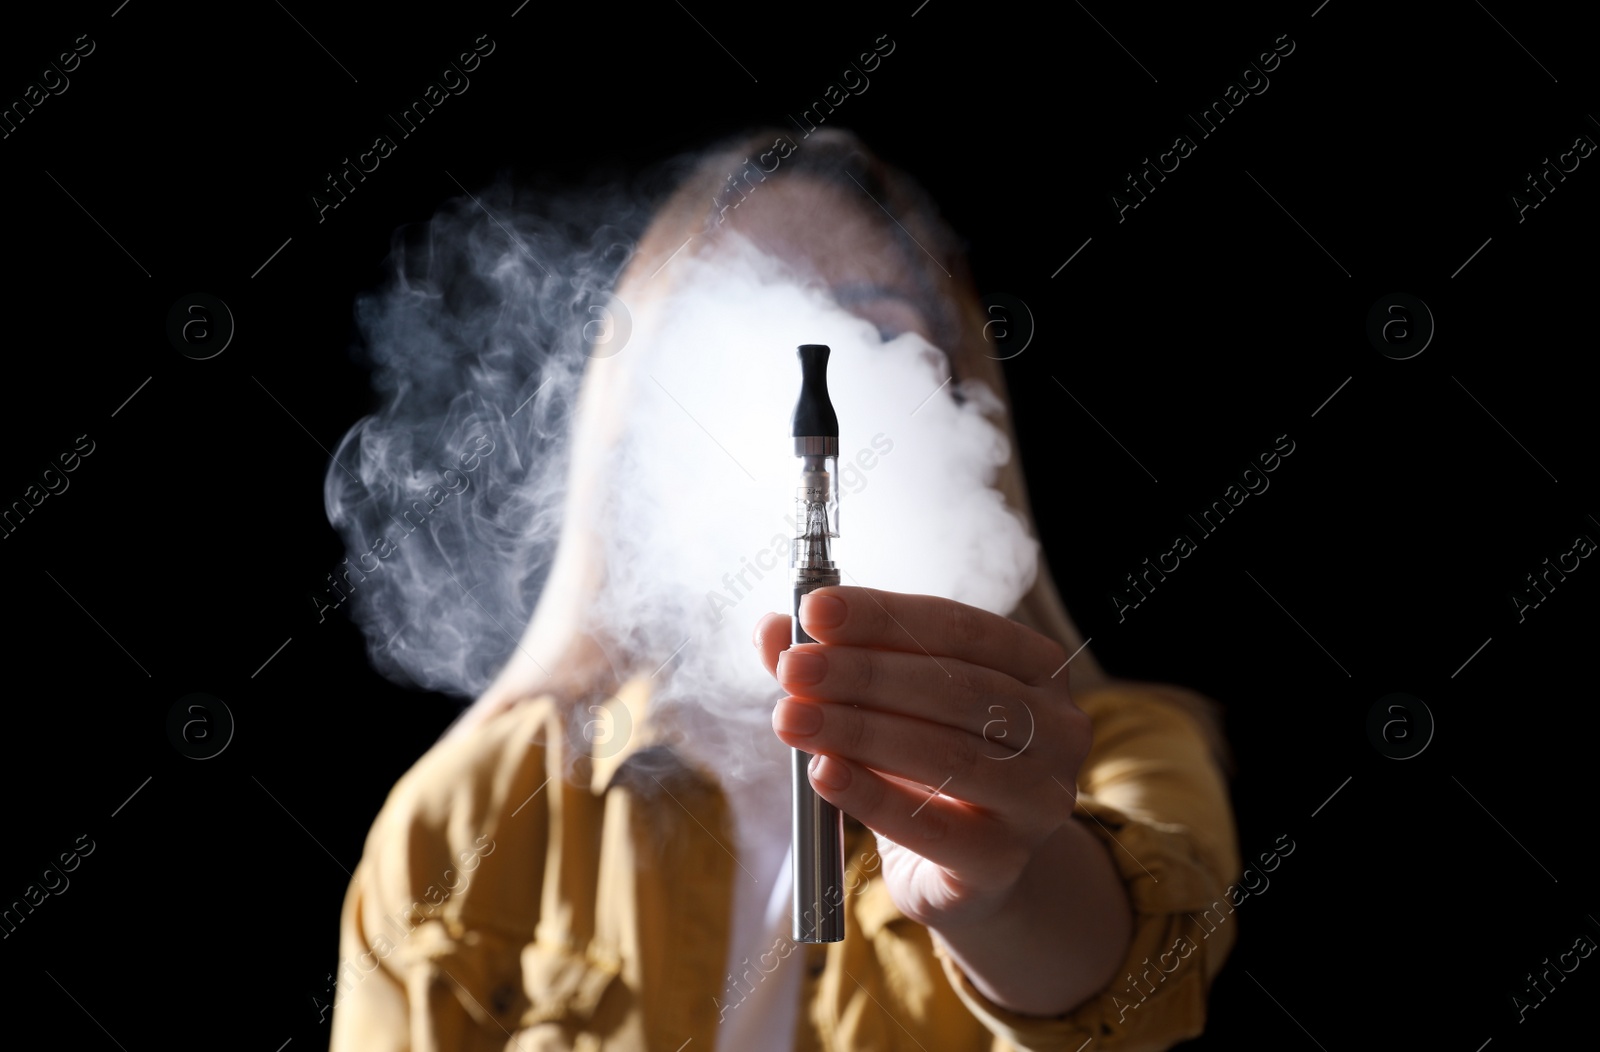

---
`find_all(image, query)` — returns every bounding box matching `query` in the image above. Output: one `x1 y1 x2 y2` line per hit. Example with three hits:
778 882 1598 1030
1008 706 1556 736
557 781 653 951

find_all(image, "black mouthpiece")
792 344 838 438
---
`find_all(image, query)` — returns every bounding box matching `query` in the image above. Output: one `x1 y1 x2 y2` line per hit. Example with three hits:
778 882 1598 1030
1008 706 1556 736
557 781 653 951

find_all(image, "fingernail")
811 754 851 790
752 616 765 648
775 699 823 736
800 593 846 629
778 650 827 685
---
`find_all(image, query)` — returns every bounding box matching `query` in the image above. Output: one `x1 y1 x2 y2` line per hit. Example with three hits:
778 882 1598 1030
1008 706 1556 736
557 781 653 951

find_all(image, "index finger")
796 586 1067 684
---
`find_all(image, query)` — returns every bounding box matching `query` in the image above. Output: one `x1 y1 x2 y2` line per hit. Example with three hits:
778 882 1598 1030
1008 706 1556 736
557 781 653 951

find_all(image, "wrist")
927 818 1132 1017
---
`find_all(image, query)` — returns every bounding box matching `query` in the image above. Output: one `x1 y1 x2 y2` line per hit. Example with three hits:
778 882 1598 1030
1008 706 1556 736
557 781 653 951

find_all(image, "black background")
2 1 1596 1048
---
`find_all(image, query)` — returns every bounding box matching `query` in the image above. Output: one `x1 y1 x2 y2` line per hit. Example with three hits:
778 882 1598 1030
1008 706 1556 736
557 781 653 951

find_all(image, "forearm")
929 816 1133 1017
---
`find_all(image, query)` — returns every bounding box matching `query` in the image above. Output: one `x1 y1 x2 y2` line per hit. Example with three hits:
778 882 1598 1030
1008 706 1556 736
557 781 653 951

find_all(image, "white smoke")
593 232 1040 783
325 174 1041 792
324 171 654 697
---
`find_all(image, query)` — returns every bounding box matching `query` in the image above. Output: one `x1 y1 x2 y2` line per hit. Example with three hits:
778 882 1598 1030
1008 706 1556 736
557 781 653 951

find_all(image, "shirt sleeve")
328 699 558 1052
933 680 1241 1052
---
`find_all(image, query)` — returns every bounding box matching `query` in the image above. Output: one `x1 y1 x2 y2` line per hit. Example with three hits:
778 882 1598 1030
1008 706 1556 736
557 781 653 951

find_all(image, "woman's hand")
756 586 1132 1015
755 585 1094 929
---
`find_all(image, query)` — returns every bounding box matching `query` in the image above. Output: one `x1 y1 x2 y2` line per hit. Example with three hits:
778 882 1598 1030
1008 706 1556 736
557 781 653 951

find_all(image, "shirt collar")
585 672 724 795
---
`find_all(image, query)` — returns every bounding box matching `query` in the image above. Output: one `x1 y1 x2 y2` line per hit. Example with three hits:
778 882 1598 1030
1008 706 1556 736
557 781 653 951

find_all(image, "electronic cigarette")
790 343 846 943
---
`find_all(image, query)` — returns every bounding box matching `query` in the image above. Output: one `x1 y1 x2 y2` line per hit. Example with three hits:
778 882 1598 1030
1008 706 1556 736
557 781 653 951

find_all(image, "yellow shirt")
329 677 1239 1051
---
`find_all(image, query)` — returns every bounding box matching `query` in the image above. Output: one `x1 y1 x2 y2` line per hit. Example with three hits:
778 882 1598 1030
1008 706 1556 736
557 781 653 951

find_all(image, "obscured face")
583 173 1039 788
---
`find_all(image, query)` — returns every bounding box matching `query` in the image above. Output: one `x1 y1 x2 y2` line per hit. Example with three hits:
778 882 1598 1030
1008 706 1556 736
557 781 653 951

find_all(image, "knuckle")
1055 785 1080 821
1037 642 1069 682
945 661 981 701
1060 703 1094 760
937 731 981 780
865 590 894 637
850 650 876 695
837 707 870 756
947 675 983 719
947 601 986 647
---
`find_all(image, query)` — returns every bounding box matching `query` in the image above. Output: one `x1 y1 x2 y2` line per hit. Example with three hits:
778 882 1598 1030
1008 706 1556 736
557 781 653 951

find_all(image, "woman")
327 128 1238 1051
